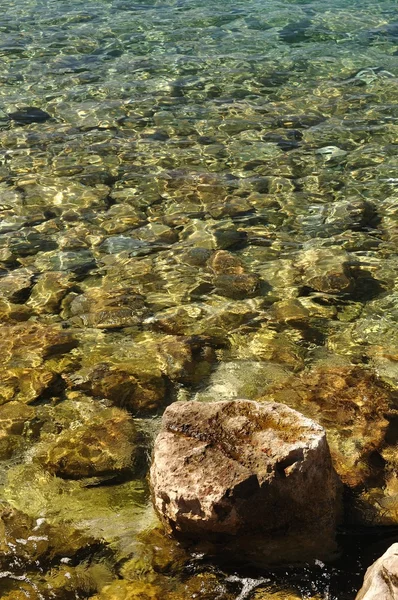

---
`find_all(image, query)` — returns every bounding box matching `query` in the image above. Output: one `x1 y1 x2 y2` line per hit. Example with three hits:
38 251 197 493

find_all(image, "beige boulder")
356 543 398 600
150 399 341 565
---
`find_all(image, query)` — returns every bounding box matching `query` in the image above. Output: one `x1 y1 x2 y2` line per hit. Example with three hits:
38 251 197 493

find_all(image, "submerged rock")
65 333 215 414
0 322 77 405
0 228 57 263
34 406 138 479
0 322 77 367
0 501 101 577
279 19 312 44
64 286 147 329
0 268 34 302
0 401 35 435
248 329 305 370
90 572 235 600
367 23 398 42
34 249 97 273
208 250 260 299
8 107 51 124
123 526 189 577
0 503 50 567
4 461 150 565
65 360 167 415
27 271 74 314
265 366 391 488
42 563 113 599
0 367 57 405
0 297 33 323
355 543 398 600
213 272 259 299
297 247 354 294
150 399 341 565
193 360 291 403
90 580 165 600
0 401 35 458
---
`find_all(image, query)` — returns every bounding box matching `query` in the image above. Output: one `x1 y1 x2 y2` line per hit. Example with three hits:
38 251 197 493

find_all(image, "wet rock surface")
33 406 139 479
355 543 398 600
150 399 341 565
0 502 99 571
264 366 393 489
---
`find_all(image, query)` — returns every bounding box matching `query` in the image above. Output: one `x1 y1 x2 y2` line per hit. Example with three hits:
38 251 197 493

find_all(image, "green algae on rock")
3 462 153 564
263 366 392 490
194 360 292 403
89 571 237 600
64 332 216 413
0 503 51 567
33 406 139 479
0 501 100 571
120 527 189 579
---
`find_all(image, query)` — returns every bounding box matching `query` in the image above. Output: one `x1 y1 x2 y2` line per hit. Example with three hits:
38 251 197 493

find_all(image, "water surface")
0 0 397 597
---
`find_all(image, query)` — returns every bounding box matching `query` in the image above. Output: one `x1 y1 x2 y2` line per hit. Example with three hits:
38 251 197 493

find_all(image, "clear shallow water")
0 0 397 597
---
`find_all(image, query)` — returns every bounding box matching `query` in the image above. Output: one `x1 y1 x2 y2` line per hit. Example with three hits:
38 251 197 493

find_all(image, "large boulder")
150 400 341 565
356 543 398 600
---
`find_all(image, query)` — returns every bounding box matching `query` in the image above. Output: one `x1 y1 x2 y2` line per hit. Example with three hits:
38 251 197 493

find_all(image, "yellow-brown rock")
65 334 215 414
297 247 354 294
34 406 138 479
0 368 56 405
248 329 305 370
208 250 260 298
207 250 245 275
64 286 147 329
0 401 35 435
265 366 391 488
0 322 77 367
0 268 33 303
151 399 341 565
65 362 167 414
27 271 74 314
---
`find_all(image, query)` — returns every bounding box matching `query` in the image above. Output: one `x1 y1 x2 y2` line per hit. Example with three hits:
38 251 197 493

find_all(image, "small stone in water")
279 19 312 44
8 107 52 124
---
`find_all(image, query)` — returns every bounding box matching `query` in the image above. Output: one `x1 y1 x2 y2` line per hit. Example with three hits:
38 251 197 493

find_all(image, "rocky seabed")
0 0 398 597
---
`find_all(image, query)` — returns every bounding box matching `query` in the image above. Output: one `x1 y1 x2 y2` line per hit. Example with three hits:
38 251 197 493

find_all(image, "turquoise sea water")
0 0 398 597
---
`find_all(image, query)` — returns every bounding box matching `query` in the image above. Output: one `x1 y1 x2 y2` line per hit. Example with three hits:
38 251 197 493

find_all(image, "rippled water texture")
0 0 397 597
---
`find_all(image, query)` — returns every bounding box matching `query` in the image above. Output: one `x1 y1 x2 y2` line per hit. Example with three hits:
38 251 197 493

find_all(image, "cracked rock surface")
150 399 341 565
